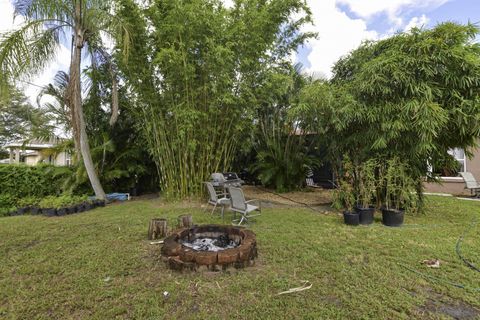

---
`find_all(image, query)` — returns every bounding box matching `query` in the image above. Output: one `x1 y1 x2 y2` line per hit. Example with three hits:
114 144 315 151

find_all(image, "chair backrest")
205 182 218 202
228 187 247 211
211 173 226 183
460 172 478 189
306 178 315 186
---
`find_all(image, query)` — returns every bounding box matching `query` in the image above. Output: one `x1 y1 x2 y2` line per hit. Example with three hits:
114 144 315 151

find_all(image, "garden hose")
253 185 326 213
455 216 480 273
400 215 480 292
398 262 480 292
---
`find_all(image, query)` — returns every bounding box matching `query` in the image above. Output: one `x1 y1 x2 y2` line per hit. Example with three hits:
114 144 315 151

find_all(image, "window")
448 148 466 173
66 152 72 166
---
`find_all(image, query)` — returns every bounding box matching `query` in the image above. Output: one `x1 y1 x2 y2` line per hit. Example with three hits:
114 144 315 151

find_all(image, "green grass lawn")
1 196 480 319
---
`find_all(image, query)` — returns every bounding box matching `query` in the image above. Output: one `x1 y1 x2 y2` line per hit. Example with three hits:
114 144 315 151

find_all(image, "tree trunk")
177 214 193 229
148 218 168 240
66 1 106 200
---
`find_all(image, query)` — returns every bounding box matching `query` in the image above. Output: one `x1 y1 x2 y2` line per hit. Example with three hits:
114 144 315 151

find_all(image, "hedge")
0 164 74 199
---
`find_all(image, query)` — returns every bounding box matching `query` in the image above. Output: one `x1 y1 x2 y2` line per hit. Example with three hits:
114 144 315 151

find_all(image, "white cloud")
404 14 430 32
301 0 378 78
337 0 449 26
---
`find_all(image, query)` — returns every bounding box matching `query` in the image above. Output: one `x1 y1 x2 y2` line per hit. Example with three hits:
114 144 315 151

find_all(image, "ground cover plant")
0 195 479 319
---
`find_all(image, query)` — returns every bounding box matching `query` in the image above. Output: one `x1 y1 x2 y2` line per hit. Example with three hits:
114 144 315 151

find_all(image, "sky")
1 0 479 101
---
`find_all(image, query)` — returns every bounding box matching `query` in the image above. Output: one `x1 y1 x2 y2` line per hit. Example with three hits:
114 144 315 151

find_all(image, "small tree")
0 0 131 199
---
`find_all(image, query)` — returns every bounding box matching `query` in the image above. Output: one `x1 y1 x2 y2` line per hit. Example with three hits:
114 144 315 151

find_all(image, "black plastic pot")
77 204 85 212
56 208 67 216
17 207 29 215
97 200 106 207
343 211 360 226
9 210 20 216
355 206 375 225
67 205 77 214
30 207 41 215
381 208 404 227
43 208 57 217
84 202 93 211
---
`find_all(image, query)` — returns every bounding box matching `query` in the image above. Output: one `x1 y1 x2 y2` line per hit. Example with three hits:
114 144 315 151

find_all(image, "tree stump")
148 218 168 240
177 214 193 229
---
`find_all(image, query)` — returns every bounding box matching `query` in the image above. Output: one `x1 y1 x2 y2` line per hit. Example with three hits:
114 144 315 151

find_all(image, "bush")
0 164 74 199
0 194 17 216
39 196 62 209
17 196 40 208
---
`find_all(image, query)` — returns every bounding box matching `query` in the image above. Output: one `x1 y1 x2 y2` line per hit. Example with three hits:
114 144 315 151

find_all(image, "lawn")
1 195 479 319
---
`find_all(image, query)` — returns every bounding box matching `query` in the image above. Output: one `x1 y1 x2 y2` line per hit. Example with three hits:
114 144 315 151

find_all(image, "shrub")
39 196 61 209
0 164 74 199
17 196 40 208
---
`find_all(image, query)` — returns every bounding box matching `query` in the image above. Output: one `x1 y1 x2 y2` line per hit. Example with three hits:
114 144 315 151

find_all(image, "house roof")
3 137 64 150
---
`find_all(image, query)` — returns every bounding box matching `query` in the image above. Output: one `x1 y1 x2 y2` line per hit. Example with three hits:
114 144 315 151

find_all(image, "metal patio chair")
459 172 480 197
205 182 230 221
228 186 261 226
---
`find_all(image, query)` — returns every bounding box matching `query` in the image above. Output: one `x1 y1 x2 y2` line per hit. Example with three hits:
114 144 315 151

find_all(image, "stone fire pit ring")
161 224 257 271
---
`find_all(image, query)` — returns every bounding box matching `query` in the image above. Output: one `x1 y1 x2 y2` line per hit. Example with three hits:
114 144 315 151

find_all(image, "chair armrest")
245 199 261 211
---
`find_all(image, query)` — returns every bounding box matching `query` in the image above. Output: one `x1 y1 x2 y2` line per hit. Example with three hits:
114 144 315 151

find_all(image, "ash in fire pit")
161 225 257 271
181 234 238 252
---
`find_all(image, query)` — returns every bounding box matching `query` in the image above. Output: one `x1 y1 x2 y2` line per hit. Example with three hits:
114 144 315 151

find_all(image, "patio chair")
228 186 261 226
306 178 321 188
459 172 480 196
205 182 230 221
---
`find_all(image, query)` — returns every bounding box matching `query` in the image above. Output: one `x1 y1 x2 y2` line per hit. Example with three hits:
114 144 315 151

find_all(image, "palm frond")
13 0 74 26
0 20 65 84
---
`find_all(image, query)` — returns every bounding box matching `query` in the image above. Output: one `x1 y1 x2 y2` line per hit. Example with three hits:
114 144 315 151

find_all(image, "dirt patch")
242 185 333 206
417 288 480 319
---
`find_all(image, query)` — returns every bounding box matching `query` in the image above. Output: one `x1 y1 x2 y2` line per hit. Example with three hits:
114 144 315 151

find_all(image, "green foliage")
38 195 60 209
115 0 313 199
0 194 17 216
379 157 419 212
332 158 355 211
17 196 40 208
0 164 74 198
0 85 54 146
297 23 480 209
252 65 319 192
357 159 377 209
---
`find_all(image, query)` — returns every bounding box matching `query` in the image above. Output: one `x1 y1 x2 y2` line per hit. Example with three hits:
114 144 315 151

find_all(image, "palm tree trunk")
67 1 106 200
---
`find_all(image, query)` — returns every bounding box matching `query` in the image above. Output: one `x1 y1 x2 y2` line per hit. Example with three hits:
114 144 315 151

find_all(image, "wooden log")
148 218 168 240
177 214 193 229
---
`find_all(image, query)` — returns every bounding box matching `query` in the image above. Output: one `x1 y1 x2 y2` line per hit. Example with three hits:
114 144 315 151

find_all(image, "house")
424 147 478 196
2 137 72 166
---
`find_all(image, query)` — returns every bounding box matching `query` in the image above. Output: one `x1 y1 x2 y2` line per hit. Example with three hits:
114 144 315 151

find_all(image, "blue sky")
0 0 479 99
295 0 480 77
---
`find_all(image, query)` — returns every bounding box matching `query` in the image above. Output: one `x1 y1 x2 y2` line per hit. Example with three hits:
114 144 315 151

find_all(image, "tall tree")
0 0 131 199
115 0 313 199
0 85 53 147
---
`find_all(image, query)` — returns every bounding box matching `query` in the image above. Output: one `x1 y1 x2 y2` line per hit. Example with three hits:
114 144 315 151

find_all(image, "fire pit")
161 225 257 271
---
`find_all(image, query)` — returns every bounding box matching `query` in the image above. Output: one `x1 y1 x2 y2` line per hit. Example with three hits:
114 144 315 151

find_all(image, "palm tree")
0 0 130 199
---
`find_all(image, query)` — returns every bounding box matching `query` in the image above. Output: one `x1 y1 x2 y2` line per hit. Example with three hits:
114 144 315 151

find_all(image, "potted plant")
355 159 377 225
334 179 358 226
17 196 40 215
75 195 89 213
380 158 417 227
39 196 59 217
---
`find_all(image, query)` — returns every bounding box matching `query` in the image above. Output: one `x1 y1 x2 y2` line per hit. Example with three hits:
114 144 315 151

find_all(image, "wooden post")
177 214 193 229
148 218 168 240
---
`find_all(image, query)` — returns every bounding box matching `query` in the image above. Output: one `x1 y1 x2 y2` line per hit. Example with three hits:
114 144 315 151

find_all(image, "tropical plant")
252 65 319 192
332 158 355 212
0 85 54 146
380 157 418 212
17 196 40 208
357 159 377 209
0 0 131 199
38 196 60 209
114 0 314 199
296 23 480 210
